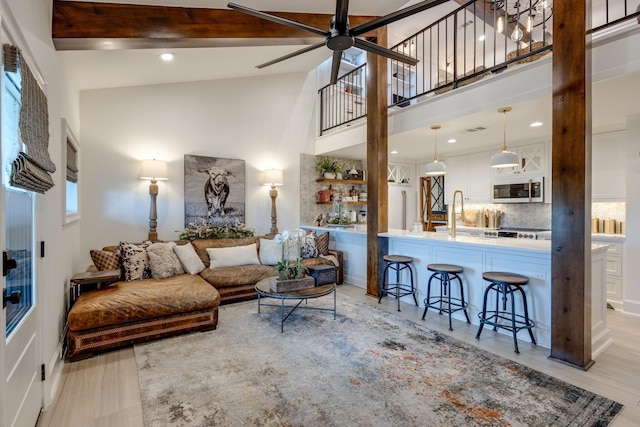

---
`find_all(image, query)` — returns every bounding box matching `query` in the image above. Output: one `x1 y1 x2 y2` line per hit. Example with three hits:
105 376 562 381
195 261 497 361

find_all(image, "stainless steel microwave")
492 176 544 203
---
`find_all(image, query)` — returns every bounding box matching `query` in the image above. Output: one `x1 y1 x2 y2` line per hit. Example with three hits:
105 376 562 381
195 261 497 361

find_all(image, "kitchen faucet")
451 190 465 238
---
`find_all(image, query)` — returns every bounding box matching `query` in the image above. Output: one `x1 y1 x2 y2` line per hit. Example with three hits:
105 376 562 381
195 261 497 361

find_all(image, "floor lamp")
139 159 168 241
262 169 283 235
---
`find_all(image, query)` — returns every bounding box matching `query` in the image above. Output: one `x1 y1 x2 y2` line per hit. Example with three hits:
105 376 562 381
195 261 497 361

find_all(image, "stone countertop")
303 226 608 254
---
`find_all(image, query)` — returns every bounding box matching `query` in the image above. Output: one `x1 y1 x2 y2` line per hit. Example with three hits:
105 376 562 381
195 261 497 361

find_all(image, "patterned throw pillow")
147 242 185 279
315 232 330 256
301 233 319 259
90 249 120 271
119 241 152 281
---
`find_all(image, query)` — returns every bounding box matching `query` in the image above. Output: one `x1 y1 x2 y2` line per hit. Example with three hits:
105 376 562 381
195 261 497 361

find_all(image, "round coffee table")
255 278 336 332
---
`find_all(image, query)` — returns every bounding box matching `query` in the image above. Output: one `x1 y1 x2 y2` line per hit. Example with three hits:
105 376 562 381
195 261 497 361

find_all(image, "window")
62 118 80 224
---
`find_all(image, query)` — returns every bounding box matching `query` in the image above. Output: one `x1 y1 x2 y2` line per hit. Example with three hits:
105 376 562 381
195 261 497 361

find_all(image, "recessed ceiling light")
530 121 543 127
160 53 174 62
390 150 398 154
478 35 486 42
447 138 457 143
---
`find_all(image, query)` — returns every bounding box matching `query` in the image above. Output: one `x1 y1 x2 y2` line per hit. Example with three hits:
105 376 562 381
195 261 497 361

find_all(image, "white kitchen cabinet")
592 131 626 201
593 237 625 307
491 142 546 177
445 151 491 204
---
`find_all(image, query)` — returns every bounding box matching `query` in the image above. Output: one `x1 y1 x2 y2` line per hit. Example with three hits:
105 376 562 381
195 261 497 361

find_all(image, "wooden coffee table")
255 278 336 332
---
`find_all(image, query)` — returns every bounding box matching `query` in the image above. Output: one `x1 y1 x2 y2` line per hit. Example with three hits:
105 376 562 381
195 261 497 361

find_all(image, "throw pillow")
206 243 260 269
90 249 120 271
315 232 330 256
119 241 152 281
146 242 185 279
301 233 319 259
259 238 297 265
173 243 205 275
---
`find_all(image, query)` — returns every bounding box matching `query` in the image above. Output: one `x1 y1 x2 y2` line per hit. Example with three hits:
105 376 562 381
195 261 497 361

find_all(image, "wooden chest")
308 265 337 286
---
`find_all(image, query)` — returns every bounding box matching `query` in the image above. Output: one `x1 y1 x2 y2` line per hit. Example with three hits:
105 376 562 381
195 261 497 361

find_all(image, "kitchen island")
304 226 612 357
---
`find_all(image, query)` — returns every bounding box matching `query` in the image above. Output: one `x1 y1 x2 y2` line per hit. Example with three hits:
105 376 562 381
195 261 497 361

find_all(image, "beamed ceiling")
53 1 640 161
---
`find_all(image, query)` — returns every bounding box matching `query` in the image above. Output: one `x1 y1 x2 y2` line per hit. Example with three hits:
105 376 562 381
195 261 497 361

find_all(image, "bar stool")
421 264 470 331
475 272 536 354
378 255 418 312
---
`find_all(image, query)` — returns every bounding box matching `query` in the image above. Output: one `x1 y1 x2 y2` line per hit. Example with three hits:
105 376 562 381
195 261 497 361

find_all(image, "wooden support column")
366 26 388 297
550 0 593 369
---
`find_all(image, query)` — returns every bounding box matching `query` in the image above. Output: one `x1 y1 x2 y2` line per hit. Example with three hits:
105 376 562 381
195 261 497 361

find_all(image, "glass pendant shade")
425 124 446 176
490 107 519 168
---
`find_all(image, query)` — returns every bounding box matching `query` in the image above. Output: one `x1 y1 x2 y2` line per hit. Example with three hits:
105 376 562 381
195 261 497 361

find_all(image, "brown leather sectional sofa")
66 236 343 360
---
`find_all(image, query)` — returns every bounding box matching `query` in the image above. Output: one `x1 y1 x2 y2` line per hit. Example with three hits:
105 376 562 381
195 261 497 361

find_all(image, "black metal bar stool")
378 255 418 311
475 272 536 354
421 264 470 331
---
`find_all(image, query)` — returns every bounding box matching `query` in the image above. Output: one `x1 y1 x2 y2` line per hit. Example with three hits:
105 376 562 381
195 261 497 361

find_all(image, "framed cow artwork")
184 155 245 227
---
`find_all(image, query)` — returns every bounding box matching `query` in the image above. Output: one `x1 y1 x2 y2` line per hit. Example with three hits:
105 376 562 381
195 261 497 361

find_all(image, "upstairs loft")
316 0 640 155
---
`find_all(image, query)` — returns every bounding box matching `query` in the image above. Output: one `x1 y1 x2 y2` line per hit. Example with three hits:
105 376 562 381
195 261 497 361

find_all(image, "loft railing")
319 0 640 135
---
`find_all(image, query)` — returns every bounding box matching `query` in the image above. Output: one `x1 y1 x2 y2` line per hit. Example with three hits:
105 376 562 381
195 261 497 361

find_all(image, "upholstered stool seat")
422 264 470 331
378 255 418 311
475 271 536 354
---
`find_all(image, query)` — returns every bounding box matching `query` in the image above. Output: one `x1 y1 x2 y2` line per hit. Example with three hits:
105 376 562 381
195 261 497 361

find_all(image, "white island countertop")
303 226 609 253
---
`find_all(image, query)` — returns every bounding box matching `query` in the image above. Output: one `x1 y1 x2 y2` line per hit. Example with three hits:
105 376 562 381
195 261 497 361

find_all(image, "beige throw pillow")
206 243 260 269
173 243 205 275
258 238 298 265
147 242 185 279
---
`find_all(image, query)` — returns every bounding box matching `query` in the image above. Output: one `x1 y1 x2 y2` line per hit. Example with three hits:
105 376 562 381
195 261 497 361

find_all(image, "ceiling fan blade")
354 38 418 66
351 0 449 37
227 3 329 37
334 0 350 33
329 50 343 85
256 40 327 69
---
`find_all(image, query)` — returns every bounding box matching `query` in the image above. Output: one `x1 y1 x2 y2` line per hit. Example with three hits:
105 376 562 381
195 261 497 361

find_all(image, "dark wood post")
366 26 389 297
550 0 594 369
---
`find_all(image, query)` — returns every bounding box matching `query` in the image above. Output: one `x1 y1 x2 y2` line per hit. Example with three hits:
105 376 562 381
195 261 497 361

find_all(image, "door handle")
3 250 17 277
3 288 21 309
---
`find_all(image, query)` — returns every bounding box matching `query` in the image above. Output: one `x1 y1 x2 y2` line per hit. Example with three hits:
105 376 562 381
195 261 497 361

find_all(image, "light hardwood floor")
38 285 640 427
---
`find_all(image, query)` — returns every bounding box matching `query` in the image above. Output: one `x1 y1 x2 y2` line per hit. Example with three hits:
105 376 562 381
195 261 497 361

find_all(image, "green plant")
179 219 255 240
316 156 337 174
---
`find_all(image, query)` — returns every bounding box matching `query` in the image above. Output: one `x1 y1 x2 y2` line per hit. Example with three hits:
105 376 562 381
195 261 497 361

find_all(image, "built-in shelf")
316 178 367 184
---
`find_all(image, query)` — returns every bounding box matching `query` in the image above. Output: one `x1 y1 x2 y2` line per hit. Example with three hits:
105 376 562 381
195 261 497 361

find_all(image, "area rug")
135 295 622 427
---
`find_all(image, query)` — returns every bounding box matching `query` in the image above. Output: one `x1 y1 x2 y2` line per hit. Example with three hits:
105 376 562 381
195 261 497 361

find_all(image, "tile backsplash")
464 201 625 230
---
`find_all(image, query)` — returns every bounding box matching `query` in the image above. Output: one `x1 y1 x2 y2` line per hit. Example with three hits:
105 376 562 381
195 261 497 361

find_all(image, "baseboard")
43 344 65 409
622 299 640 317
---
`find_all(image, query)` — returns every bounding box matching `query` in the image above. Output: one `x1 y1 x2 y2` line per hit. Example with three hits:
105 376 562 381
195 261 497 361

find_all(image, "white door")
1 27 42 427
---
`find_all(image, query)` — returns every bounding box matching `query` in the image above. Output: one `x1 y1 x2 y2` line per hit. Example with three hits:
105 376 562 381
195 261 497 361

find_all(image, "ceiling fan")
227 0 448 85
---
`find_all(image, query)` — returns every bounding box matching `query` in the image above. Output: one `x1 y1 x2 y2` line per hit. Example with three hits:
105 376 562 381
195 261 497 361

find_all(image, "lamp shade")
139 159 168 180
262 169 283 186
424 160 447 175
490 150 520 168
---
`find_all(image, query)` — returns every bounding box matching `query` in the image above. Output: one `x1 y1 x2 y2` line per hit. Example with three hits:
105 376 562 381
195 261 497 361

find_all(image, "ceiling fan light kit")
491 106 520 168
227 0 448 84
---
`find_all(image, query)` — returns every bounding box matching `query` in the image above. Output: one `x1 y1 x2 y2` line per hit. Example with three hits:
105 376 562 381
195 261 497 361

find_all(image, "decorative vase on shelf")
324 172 336 179
335 172 343 180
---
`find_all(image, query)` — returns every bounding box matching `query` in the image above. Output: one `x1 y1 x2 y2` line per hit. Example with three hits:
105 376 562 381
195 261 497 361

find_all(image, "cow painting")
199 166 233 217
184 155 245 228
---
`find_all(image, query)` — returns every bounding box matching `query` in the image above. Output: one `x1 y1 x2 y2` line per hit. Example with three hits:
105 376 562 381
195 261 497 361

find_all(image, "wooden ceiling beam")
53 0 379 50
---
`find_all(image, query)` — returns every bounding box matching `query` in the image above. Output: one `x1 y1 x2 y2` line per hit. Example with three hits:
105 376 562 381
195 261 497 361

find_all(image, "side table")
69 269 121 308
63 269 120 359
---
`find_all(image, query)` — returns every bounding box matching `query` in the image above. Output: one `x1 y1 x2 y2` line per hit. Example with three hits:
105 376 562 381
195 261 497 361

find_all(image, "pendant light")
425 124 447 175
490 107 519 168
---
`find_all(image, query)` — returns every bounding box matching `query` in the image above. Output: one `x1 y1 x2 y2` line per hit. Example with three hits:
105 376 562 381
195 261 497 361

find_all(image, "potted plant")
334 163 345 180
316 156 337 179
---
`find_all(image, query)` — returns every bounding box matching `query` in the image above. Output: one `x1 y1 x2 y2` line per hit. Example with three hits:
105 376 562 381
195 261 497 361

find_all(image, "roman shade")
66 138 78 183
3 44 55 193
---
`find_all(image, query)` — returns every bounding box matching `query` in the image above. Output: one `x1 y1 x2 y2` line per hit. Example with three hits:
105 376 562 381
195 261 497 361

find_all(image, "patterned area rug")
135 295 622 426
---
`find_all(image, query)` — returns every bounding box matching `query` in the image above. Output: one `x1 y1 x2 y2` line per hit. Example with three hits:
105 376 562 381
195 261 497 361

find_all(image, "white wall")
79 72 318 263
624 115 640 315
2 0 81 408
